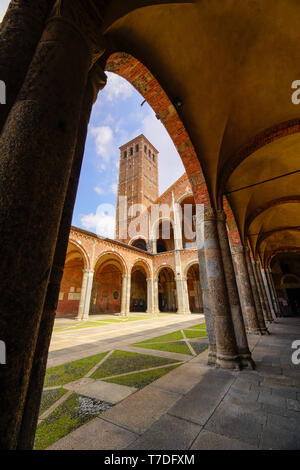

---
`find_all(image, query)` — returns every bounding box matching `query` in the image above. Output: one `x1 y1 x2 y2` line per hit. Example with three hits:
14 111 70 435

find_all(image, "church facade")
56 135 202 318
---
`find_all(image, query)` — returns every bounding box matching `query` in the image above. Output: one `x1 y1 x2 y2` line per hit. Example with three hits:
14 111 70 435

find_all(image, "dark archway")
186 263 202 313
158 267 177 312
130 266 147 312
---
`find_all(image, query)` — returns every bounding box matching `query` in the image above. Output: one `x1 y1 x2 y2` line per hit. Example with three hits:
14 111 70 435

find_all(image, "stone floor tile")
127 414 202 450
191 430 258 450
48 417 138 450
100 387 181 434
78 380 137 404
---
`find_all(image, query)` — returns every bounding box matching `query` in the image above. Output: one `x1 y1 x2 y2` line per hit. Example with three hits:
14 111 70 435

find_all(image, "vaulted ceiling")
98 0 300 264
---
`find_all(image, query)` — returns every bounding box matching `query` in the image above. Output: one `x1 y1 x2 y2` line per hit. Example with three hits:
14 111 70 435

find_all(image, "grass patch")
104 364 181 389
183 329 207 339
191 343 209 355
44 351 109 387
134 331 184 345
132 341 193 356
39 388 67 416
34 393 112 450
91 350 177 379
189 323 206 330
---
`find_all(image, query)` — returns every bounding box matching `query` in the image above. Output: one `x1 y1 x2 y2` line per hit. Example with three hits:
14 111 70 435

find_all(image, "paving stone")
48 417 138 450
260 425 300 450
205 400 266 447
261 403 288 417
150 365 206 395
267 413 300 433
127 414 202 450
168 369 234 425
100 387 181 434
228 387 259 402
271 387 297 400
64 378 95 392
258 393 286 409
191 430 258 450
287 399 300 412
78 380 137 404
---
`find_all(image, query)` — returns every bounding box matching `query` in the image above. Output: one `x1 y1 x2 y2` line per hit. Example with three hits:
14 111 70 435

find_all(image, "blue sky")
1 2 185 238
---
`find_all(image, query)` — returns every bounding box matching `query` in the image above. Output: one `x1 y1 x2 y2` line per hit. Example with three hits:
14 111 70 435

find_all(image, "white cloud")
90 125 114 164
0 1 10 22
94 186 105 195
81 204 116 239
103 72 133 102
141 111 185 193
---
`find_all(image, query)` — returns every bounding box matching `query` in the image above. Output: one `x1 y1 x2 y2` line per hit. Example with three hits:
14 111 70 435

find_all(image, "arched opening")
186 263 202 313
131 238 148 251
56 242 86 317
178 195 196 249
130 264 148 312
155 219 175 253
158 267 177 312
270 252 300 316
91 254 125 315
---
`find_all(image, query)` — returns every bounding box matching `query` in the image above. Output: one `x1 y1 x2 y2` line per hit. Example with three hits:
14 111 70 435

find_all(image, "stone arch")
157 266 177 313
129 236 148 252
68 238 90 270
130 258 152 279
151 217 175 253
280 274 300 289
105 52 212 207
130 261 150 312
91 251 127 315
185 262 202 314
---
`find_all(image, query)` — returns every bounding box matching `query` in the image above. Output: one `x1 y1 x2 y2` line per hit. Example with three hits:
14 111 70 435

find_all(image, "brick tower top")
116 134 159 241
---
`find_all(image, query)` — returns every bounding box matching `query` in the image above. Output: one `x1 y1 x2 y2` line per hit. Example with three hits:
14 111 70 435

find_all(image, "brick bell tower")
116 134 159 242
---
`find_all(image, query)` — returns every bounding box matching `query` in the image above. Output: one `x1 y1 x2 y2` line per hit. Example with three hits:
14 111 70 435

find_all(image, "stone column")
266 268 281 316
125 274 132 315
195 211 216 365
216 211 254 369
146 278 155 314
172 191 183 250
244 249 268 334
77 270 89 319
231 247 262 335
81 270 94 320
16 63 106 450
198 208 241 370
255 261 273 322
0 0 106 448
153 278 160 314
261 268 276 319
0 0 56 132
120 274 128 316
175 276 191 314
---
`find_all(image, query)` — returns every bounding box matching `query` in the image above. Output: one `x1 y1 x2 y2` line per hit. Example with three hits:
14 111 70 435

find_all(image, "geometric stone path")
48 317 300 450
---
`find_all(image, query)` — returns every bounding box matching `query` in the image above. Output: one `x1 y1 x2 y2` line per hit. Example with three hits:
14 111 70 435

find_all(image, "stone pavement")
49 318 300 450
48 313 204 367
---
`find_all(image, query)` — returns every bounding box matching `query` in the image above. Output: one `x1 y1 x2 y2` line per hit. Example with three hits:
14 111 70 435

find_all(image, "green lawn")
39 388 68 416
132 340 193 356
35 393 112 450
91 350 178 379
104 364 181 389
44 351 109 387
183 329 207 339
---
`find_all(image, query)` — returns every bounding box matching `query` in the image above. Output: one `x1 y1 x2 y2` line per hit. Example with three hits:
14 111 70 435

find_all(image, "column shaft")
216 211 254 369
261 268 276 319
16 67 104 449
195 209 216 365
146 278 155 314
0 12 92 448
255 261 273 322
0 0 55 131
245 250 268 333
200 208 241 370
82 271 94 319
77 270 90 319
232 247 262 334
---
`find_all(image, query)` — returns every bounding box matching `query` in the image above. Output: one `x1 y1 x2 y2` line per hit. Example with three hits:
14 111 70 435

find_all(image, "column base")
176 309 192 315
208 345 217 366
239 354 256 370
216 353 242 370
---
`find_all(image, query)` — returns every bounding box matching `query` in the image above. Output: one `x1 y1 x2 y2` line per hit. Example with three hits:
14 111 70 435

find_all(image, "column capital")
215 209 227 222
89 62 107 103
49 0 108 63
